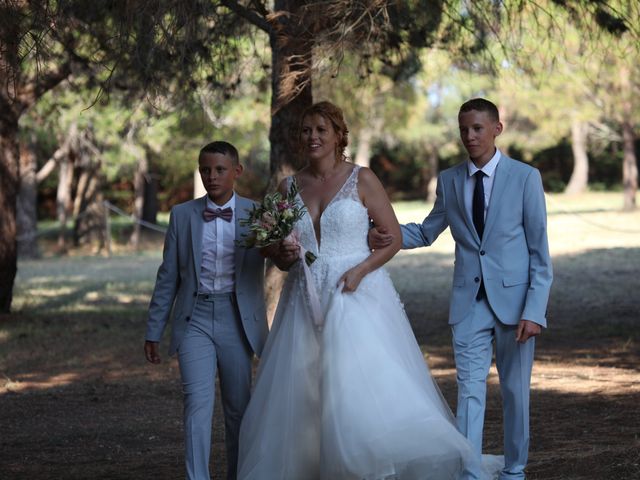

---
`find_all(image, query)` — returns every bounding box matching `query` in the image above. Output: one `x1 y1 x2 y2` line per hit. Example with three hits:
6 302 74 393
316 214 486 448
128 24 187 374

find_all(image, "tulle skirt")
238 256 489 480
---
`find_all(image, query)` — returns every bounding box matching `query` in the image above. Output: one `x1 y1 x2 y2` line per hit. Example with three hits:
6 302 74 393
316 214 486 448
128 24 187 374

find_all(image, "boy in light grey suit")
144 141 268 480
372 98 552 479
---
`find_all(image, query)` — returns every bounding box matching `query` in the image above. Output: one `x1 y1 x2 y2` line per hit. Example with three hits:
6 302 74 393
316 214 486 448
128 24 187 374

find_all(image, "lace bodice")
289 165 370 260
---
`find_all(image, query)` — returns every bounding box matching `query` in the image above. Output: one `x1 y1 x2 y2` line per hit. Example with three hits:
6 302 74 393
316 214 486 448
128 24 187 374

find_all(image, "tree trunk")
73 169 90 216
74 173 106 250
426 146 439 203
72 168 90 247
142 174 159 224
619 65 637 211
17 141 39 258
565 118 589 195
0 123 20 313
130 153 149 249
621 120 638 211
56 156 74 252
354 127 373 168
264 0 315 324
0 24 71 312
268 0 313 189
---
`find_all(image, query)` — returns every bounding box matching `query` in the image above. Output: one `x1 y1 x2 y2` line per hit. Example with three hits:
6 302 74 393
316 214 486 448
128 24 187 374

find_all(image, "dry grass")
1 192 639 479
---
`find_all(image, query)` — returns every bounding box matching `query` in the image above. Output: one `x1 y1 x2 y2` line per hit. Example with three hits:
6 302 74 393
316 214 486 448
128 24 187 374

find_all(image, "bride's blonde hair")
299 101 349 161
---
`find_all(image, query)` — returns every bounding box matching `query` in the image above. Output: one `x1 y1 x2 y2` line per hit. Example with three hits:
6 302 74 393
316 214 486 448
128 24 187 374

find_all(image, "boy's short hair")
199 141 240 165
459 98 500 122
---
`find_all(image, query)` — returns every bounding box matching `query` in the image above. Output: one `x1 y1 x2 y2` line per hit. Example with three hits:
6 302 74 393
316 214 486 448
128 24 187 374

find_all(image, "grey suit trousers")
178 293 253 480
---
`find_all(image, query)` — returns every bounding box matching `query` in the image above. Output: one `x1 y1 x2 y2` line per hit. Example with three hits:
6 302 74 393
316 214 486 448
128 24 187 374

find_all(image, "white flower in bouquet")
240 180 316 265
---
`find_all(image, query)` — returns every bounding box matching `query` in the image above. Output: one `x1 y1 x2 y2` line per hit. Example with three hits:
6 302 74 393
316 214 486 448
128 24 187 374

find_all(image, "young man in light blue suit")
372 98 552 479
144 141 268 480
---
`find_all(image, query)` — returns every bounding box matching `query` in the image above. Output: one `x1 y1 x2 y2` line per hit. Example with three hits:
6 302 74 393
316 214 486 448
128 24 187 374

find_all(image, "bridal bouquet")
240 180 316 265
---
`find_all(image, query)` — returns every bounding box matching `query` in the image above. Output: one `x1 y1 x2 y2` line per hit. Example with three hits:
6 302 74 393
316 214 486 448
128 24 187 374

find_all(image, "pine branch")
220 0 272 33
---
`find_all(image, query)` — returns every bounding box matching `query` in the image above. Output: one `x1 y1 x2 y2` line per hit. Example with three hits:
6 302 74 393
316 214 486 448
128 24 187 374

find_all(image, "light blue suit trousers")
453 298 534 480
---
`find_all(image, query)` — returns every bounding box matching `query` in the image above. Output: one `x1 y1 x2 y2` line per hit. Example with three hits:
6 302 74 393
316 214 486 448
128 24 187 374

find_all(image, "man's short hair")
459 98 500 122
199 141 240 165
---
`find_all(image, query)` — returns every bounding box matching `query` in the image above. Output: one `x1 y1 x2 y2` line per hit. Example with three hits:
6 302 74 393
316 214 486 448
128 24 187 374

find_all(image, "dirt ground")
1 204 639 479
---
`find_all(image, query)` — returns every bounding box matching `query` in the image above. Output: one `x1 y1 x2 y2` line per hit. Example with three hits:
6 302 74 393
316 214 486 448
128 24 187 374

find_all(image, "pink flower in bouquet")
239 178 315 265
261 212 276 227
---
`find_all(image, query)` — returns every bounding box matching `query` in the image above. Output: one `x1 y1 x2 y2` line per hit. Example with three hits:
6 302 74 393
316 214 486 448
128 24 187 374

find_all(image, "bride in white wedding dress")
237 102 499 480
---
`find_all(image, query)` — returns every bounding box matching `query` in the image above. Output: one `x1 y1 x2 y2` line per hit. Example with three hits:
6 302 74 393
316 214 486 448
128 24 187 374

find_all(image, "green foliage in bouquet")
240 180 316 265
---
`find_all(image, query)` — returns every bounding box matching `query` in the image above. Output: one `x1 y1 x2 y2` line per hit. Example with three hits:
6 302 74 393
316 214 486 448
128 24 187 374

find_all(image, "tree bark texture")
17 141 39 258
268 0 313 189
0 124 20 313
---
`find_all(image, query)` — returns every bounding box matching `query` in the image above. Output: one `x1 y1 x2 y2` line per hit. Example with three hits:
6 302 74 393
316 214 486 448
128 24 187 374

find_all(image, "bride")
237 101 494 479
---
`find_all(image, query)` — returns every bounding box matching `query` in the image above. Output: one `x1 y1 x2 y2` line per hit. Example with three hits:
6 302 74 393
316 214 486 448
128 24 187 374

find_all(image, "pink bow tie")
203 207 233 222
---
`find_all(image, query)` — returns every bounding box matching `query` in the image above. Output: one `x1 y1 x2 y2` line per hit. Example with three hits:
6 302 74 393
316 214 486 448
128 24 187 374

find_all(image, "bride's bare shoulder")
276 177 289 195
356 166 384 189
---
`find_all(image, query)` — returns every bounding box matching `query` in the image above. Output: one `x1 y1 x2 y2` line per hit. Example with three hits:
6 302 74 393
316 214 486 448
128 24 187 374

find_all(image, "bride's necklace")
311 163 342 183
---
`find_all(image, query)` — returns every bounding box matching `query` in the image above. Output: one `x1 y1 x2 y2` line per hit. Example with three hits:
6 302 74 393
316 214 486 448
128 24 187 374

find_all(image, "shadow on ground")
1 247 638 479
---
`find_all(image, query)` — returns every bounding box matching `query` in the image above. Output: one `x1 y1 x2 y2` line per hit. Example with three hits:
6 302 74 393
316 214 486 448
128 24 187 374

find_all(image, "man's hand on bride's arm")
515 319 542 344
368 225 395 250
339 265 367 293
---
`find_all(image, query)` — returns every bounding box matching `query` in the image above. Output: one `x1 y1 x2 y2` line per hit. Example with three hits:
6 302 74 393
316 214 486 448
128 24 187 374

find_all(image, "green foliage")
10 0 640 210
487 0 640 156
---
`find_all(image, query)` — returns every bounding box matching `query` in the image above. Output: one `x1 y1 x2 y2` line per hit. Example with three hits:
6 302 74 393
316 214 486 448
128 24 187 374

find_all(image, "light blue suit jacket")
402 155 553 327
146 194 268 356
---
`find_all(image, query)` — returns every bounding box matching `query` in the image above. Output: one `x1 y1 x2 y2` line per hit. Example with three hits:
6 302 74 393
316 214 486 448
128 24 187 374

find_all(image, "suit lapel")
483 155 512 240
234 195 250 278
453 163 479 243
190 196 207 285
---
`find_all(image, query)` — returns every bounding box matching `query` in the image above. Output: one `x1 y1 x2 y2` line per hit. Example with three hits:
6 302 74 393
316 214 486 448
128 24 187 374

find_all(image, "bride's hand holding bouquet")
240 181 316 269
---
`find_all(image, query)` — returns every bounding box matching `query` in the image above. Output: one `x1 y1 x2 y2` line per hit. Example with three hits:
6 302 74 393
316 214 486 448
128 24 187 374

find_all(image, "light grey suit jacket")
402 155 553 327
145 194 268 356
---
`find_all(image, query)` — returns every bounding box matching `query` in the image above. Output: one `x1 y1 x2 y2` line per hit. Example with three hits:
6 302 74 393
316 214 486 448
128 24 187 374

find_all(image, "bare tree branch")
17 62 71 109
35 126 75 183
220 0 272 33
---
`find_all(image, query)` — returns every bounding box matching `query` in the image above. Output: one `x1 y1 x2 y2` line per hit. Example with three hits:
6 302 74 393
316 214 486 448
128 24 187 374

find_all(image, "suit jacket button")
193 292 197 297
474 277 480 283
480 250 485 256
185 316 190 322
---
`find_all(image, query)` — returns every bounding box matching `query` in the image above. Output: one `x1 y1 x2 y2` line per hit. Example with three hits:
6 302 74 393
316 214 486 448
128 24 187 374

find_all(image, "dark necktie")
203 207 233 222
472 171 486 240
472 170 486 300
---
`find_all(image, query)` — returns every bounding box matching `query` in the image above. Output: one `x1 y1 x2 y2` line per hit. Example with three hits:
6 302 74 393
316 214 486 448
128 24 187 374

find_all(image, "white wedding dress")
238 166 498 480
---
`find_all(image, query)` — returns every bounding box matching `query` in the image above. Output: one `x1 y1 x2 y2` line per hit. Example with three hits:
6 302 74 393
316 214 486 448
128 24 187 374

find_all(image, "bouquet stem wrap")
287 231 323 329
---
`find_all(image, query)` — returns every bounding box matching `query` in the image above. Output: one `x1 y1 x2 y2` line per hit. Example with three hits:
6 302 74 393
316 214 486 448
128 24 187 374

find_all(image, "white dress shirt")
464 148 502 222
199 193 236 293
